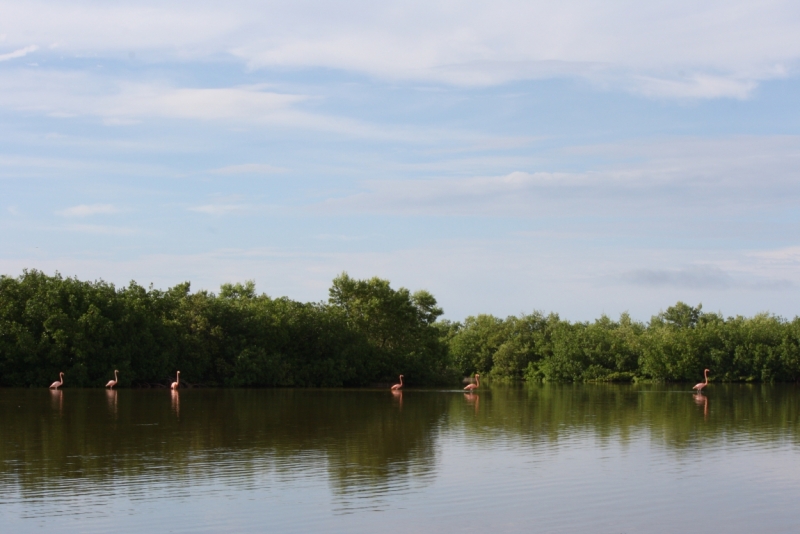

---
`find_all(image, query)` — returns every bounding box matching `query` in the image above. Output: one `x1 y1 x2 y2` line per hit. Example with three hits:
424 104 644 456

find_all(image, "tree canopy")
0 270 450 388
2 270 799 387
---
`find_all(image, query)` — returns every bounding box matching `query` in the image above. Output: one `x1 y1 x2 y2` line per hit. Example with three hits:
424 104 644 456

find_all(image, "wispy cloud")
630 74 758 100
2 2 799 96
619 266 792 291
57 204 120 217
320 171 588 216
0 73 306 123
109 85 305 121
0 72 439 139
750 246 800 265
319 136 800 216
0 45 37 62
622 266 732 289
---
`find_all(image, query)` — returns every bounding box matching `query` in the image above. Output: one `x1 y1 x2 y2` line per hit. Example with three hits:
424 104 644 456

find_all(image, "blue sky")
2 0 800 321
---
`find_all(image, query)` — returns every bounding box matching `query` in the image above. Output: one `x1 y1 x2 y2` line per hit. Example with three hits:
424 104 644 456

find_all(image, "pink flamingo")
49 372 64 389
105 370 119 389
391 374 404 391
693 369 710 392
171 371 180 390
464 373 480 392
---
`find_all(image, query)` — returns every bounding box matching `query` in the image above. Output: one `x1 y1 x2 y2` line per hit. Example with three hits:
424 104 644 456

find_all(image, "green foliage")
328 273 450 384
452 302 800 384
0 270 448 388
447 314 506 375
2 272 799 387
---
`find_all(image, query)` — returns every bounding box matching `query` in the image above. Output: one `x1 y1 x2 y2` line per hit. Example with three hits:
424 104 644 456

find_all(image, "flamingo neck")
475 375 480 387
704 370 709 383
400 376 403 385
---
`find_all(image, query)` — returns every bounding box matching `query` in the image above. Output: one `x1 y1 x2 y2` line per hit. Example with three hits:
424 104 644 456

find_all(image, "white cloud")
0 71 437 138
745 247 800 284
0 71 305 123
228 1 800 94
320 171 577 215
106 85 305 121
752 246 800 264
0 45 37 62
57 204 120 217
320 136 800 216
630 74 758 100
1 1 799 96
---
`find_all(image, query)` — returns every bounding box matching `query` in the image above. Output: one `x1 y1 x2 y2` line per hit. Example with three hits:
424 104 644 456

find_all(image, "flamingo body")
171 371 180 390
49 372 64 389
693 368 710 392
391 374 404 391
105 369 119 389
464 373 480 392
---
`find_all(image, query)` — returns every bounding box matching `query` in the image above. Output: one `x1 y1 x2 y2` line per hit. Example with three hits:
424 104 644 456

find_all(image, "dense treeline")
2 270 800 387
0 270 450 388
445 303 800 383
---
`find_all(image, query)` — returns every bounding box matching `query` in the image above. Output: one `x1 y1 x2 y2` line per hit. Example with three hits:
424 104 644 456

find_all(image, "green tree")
328 273 449 384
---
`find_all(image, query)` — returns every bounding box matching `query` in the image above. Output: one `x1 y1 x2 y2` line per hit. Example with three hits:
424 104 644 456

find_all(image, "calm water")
1 384 800 533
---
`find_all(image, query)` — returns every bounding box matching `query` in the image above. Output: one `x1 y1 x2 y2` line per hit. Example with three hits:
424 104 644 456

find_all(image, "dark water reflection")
1 385 800 533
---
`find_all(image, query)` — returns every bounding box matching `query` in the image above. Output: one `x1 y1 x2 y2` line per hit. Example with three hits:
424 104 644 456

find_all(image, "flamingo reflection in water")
106 388 118 416
50 388 63 415
693 392 708 419
464 392 480 414
392 389 403 410
171 390 180 417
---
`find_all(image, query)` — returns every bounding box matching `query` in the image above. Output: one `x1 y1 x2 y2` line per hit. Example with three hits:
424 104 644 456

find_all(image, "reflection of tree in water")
455 383 800 452
2 385 800 510
0 389 444 506
324 391 443 511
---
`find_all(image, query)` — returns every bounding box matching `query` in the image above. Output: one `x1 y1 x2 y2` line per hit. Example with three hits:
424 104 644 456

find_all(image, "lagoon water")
1 384 799 533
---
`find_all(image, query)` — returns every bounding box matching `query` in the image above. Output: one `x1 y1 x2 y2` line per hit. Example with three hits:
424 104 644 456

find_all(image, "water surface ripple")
1 385 799 533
